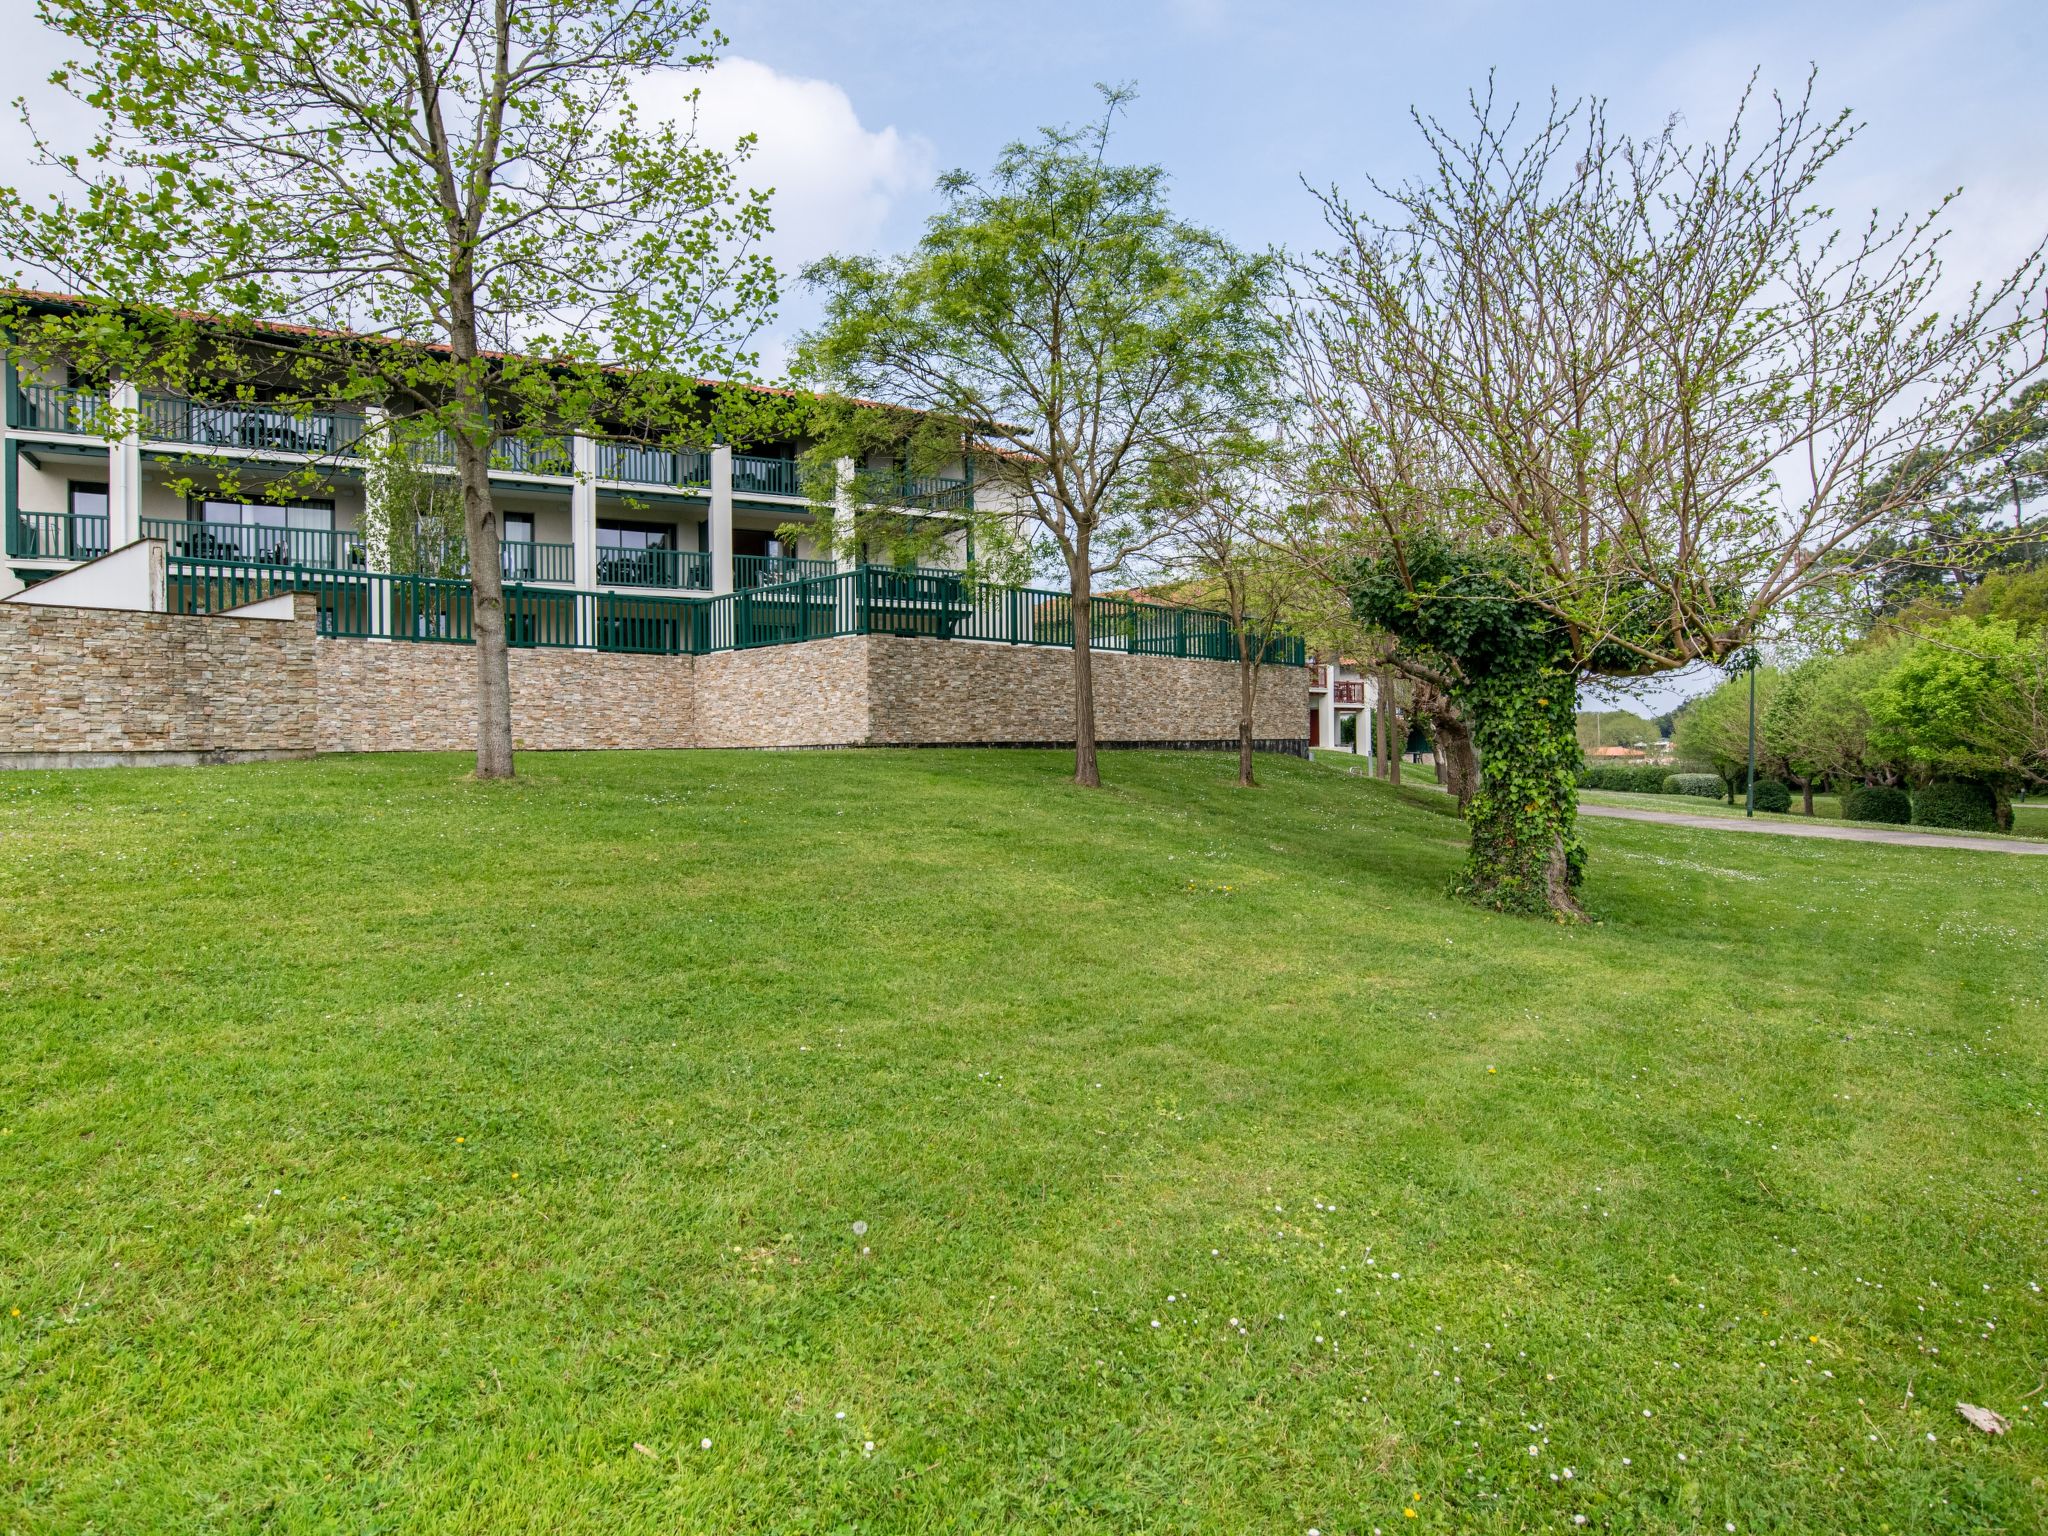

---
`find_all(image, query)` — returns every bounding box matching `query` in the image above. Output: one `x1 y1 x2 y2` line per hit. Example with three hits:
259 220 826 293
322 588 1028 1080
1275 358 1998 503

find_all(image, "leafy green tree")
1 0 781 778
1291 78 2045 916
1674 667 1784 805
1868 618 2048 813
1762 643 1909 804
796 88 1278 788
1576 710 1658 752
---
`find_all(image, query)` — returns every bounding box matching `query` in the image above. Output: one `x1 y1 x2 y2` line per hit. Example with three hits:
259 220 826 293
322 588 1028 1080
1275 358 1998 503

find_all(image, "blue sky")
699 0 2047 339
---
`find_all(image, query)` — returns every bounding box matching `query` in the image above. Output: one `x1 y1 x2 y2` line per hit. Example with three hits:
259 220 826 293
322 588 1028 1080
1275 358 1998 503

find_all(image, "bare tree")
1289 74 2047 917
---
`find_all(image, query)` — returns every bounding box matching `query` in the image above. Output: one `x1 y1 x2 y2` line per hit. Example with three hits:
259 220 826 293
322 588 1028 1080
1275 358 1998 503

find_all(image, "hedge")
1663 773 1724 798
1911 779 2000 833
1839 783 1911 825
1748 778 1792 814
1580 763 1674 793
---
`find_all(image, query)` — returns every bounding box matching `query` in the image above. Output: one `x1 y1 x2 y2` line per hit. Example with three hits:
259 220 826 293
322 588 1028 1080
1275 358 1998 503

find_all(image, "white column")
832 456 857 572
360 405 391 573
570 432 598 592
1318 668 1339 755
106 379 142 548
709 444 734 595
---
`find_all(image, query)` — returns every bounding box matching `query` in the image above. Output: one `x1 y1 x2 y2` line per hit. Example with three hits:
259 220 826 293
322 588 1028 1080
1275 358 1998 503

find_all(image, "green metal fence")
165 558 1304 665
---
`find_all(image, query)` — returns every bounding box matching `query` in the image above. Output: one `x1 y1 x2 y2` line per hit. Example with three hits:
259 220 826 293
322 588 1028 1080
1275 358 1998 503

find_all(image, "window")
596 519 674 550
68 482 110 520
198 498 334 531
186 498 337 564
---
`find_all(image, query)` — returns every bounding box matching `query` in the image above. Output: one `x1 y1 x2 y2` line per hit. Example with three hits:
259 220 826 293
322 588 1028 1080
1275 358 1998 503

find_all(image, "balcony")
594 441 711 488
595 544 710 590
8 508 109 562
142 516 366 569
415 532 577 585
732 454 803 498
898 472 971 511
1332 680 1366 706
139 394 368 456
12 383 108 436
735 554 835 590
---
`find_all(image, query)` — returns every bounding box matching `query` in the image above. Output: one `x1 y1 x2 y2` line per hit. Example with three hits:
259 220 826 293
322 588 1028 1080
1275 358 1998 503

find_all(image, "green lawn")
2 749 2044 1534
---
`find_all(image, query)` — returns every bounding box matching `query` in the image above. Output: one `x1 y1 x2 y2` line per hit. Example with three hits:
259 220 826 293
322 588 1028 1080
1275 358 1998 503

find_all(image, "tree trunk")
1799 777 1814 816
1069 565 1100 788
453 399 514 781
1385 674 1402 787
1236 652 1257 787
1428 697 1479 811
1454 679 1585 921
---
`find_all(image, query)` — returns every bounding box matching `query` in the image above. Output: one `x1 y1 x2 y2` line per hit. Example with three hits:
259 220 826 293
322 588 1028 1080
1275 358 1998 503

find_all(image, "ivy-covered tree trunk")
1453 670 1585 921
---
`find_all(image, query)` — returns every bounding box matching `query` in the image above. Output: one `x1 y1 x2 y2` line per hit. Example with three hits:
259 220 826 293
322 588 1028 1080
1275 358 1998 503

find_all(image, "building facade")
4 354 973 605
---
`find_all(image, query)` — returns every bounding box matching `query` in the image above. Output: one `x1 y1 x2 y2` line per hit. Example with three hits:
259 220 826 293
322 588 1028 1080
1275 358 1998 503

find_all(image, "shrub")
1582 762 1676 793
1911 779 1999 832
1748 778 1792 813
1839 783 1911 824
1664 773 1724 798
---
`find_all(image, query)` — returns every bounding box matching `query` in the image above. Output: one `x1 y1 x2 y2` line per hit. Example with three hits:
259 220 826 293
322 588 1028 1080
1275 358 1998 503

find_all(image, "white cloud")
636 55 933 283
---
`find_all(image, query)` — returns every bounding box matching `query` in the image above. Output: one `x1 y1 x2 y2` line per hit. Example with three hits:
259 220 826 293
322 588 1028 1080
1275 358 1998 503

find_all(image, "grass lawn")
2 749 2044 1533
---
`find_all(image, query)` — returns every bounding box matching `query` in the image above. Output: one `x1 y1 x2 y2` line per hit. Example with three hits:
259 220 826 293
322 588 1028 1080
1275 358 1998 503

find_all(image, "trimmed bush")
1664 773 1724 798
1839 783 1911 825
1581 762 1674 793
1749 778 1792 814
1911 779 1999 833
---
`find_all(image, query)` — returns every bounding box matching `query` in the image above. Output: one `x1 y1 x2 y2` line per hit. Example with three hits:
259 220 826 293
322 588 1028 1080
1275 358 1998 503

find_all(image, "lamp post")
1745 658 1757 817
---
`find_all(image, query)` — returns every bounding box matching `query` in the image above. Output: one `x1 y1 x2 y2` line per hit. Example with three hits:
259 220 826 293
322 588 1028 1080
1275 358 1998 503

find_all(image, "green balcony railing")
732 454 804 498
12 383 107 435
595 544 709 590
896 473 972 511
490 433 573 476
498 539 577 584
163 558 1306 666
734 554 835 590
138 394 368 456
142 517 366 570
593 441 711 487
411 532 576 584
8 509 110 562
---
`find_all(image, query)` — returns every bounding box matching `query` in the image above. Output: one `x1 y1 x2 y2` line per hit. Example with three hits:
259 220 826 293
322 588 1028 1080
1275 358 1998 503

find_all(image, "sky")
3 0 2043 708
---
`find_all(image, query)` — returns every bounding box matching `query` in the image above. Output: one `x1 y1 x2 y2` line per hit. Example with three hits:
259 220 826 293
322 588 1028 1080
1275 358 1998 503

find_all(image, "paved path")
1580 802 2048 855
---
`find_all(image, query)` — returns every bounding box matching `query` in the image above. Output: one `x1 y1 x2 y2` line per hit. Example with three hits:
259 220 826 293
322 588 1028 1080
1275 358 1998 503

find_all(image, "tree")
1157 436 1313 787
1 0 781 778
1674 667 1783 805
1291 77 2046 916
796 87 1277 788
1576 709 1658 753
1868 617 2048 815
1761 644 1903 807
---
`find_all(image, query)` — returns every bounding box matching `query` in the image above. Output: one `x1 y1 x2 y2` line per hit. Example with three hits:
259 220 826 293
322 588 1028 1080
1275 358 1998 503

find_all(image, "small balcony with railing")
13 382 109 437
593 441 711 489
142 516 367 570
594 543 711 590
9 507 110 563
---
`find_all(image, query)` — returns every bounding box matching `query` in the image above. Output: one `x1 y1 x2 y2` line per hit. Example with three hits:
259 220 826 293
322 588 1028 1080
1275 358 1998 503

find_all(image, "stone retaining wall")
0 594 318 759
316 640 696 754
861 635 1303 746
0 599 1307 761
